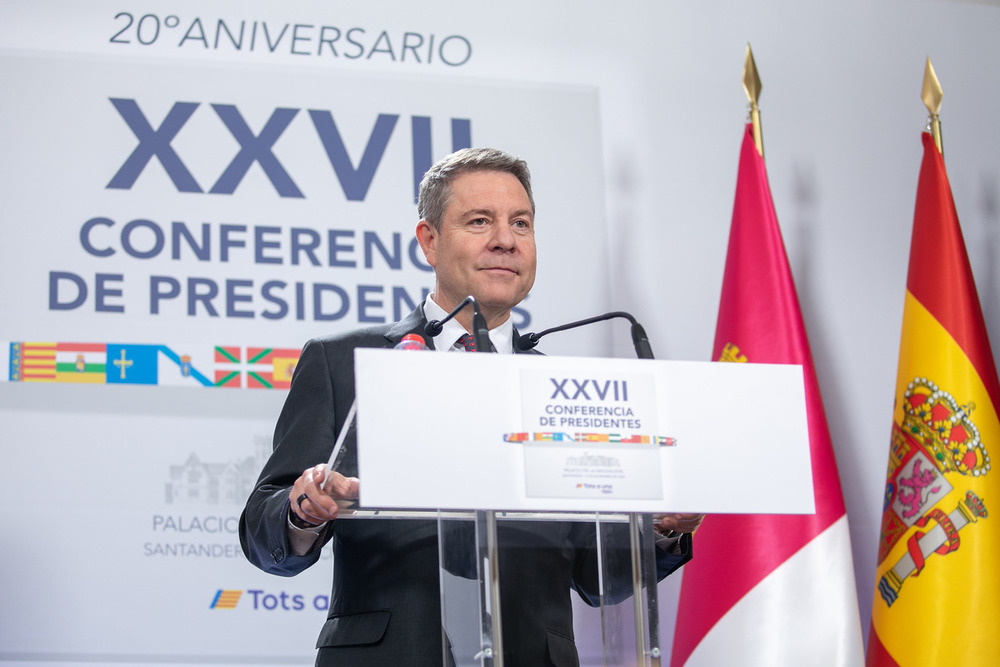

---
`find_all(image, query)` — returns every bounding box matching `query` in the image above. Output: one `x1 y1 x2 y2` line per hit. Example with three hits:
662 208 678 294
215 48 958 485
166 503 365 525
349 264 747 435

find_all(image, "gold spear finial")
743 43 764 158
922 57 944 154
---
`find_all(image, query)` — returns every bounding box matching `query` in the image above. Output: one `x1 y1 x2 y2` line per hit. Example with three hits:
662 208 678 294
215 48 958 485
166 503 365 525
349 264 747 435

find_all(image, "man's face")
417 170 536 324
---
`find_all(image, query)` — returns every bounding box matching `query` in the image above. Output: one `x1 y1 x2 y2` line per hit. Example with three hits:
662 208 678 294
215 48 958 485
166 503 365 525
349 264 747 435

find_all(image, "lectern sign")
514 369 668 499
354 349 816 515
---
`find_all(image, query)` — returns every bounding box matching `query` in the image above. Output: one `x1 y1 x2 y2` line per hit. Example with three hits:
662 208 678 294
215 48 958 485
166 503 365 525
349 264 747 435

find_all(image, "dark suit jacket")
239 305 692 667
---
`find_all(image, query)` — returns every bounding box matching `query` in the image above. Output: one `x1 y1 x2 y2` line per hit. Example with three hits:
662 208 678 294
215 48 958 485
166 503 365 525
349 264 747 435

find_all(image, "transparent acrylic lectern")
344 348 813 666
331 424 669 665
436 510 664 666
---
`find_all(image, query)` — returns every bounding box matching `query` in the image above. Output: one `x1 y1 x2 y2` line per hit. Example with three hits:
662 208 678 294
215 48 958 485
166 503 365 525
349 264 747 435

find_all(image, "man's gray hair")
417 147 534 230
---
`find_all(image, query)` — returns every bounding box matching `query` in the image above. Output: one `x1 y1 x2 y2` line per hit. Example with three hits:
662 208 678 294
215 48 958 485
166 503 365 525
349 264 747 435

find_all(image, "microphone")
516 311 655 359
470 300 494 353
423 295 495 353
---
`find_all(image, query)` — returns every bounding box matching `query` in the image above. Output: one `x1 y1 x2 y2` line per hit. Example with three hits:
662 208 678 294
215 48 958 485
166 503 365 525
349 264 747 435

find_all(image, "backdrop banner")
0 28 609 665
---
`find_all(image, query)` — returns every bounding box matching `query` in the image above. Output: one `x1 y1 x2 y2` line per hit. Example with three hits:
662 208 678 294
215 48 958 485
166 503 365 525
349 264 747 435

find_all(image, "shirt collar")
423 295 514 354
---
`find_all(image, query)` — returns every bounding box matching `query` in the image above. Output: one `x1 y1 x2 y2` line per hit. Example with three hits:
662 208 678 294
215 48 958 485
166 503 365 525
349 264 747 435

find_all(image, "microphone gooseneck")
423 296 476 338
516 311 655 359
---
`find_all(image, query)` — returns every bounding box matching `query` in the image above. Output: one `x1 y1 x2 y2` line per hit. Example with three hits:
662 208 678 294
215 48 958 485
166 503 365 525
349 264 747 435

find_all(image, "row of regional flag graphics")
6 342 300 389
671 126 998 665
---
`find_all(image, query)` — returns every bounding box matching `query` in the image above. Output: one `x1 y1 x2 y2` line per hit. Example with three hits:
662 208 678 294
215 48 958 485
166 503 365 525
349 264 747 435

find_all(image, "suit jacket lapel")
383 303 433 349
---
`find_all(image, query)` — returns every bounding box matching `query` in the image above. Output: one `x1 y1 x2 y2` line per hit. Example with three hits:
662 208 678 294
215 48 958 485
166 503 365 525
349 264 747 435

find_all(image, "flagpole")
922 57 944 154
743 44 764 158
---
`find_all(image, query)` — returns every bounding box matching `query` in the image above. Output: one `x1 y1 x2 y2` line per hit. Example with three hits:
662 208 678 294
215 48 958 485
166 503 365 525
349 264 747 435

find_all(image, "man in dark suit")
239 148 703 666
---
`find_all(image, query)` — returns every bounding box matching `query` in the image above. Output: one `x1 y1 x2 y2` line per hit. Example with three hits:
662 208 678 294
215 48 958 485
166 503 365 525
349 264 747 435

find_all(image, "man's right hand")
289 463 360 528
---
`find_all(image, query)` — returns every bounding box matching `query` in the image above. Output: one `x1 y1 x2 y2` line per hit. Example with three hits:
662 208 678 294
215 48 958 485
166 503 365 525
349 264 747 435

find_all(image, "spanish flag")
867 133 1000 665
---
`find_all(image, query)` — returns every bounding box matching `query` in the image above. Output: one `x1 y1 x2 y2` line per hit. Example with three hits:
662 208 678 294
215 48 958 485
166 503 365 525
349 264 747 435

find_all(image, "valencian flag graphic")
670 123 863 666
866 132 1000 665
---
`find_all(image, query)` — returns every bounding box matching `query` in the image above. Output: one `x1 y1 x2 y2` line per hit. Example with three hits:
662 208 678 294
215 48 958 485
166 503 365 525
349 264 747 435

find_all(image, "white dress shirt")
422 295 514 354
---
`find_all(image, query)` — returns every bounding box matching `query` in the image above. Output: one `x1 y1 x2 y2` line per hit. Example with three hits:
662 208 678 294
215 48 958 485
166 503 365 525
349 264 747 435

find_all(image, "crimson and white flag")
670 124 864 666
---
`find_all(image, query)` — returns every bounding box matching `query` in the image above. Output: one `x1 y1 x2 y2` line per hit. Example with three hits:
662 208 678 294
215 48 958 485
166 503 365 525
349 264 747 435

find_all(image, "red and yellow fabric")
867 133 1000 666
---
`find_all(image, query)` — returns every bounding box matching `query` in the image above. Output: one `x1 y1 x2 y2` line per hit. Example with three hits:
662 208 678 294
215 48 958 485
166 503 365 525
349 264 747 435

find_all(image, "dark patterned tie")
457 333 476 352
